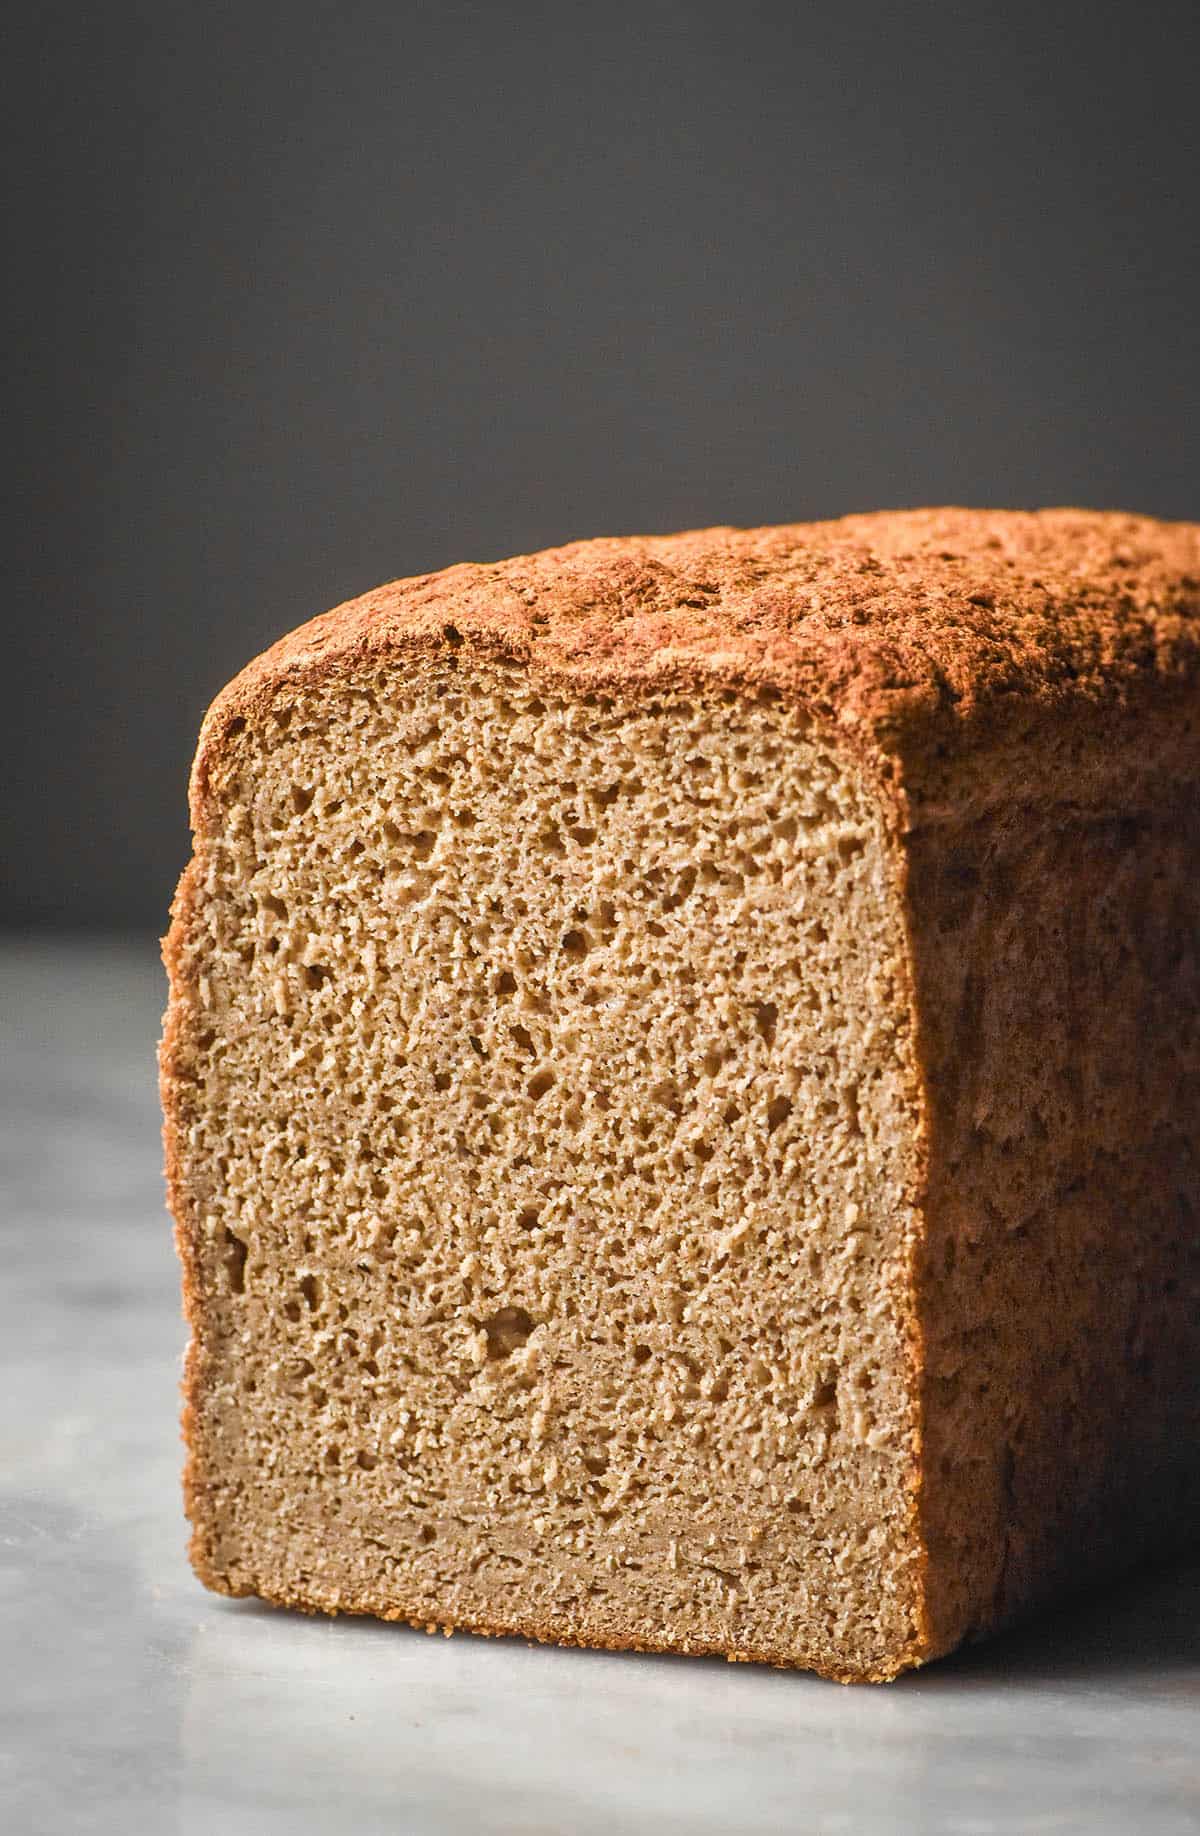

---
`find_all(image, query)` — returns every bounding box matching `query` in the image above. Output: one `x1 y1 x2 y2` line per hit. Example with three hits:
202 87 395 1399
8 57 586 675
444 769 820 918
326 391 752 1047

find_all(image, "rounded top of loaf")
195 508 1200 820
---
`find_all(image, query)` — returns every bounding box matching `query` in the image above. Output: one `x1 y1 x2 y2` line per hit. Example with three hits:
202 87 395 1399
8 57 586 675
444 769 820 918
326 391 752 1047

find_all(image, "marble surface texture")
2 937 1198 1835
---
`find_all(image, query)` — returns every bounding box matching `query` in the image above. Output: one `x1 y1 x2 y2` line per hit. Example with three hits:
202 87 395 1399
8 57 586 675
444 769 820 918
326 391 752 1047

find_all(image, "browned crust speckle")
187 507 1200 832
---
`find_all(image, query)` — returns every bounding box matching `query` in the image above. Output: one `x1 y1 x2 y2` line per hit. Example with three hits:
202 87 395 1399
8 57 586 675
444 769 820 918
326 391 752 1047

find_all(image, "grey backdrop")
10 0 1200 928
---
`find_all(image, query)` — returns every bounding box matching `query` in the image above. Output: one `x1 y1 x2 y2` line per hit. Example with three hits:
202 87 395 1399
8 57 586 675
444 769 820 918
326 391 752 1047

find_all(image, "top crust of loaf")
191 508 1200 827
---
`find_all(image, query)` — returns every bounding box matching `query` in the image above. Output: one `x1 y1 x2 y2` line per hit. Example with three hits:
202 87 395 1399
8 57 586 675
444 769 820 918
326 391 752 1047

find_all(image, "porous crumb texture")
163 508 1200 1683
166 668 926 1681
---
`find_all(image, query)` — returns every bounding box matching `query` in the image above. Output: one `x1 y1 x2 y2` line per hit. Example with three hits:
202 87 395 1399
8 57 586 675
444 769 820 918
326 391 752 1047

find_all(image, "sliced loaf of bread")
161 508 1200 1681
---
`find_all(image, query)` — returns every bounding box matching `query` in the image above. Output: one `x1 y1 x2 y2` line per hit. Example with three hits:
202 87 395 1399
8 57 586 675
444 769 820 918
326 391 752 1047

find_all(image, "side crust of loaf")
162 509 1200 1681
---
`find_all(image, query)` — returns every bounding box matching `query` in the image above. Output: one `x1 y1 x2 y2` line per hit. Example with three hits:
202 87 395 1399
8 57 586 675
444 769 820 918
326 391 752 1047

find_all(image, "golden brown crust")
159 857 210 1569
904 785 1200 1657
189 507 1200 834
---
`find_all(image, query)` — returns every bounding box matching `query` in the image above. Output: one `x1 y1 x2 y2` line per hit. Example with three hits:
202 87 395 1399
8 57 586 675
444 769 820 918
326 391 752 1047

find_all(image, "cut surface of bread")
162 508 1200 1681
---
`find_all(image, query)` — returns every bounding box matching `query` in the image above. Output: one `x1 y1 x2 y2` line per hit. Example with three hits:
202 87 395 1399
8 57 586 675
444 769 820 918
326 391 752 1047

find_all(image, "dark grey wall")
10 0 1200 928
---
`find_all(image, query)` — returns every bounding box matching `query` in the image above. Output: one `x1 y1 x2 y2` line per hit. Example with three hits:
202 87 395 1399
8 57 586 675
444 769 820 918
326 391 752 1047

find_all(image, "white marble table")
3 938 1198 1835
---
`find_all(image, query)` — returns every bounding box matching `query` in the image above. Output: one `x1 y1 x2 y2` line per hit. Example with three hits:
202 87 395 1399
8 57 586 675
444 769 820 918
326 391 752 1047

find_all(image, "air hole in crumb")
650 1078 681 1114
632 1345 652 1365
755 1001 778 1046
496 971 518 995
561 929 589 960
223 1229 248 1294
299 1273 320 1312
442 623 463 646
291 784 314 815
481 1306 535 1359
813 1377 838 1410
766 1095 792 1133
510 1024 535 1055
527 1069 556 1101
304 964 329 990
434 1071 452 1092
356 1450 378 1471
517 1206 540 1229
468 1034 486 1058
420 1524 437 1544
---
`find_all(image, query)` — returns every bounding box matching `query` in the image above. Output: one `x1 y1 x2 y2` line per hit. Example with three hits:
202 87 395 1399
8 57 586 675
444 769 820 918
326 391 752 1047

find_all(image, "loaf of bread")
161 508 1200 1682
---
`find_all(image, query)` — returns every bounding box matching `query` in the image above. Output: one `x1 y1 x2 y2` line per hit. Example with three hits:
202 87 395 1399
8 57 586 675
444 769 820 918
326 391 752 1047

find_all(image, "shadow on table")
901 1553 1200 1692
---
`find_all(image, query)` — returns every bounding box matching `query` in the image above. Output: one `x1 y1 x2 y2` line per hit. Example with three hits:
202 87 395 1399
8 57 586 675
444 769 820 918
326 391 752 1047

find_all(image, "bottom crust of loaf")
187 1545 933 1684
